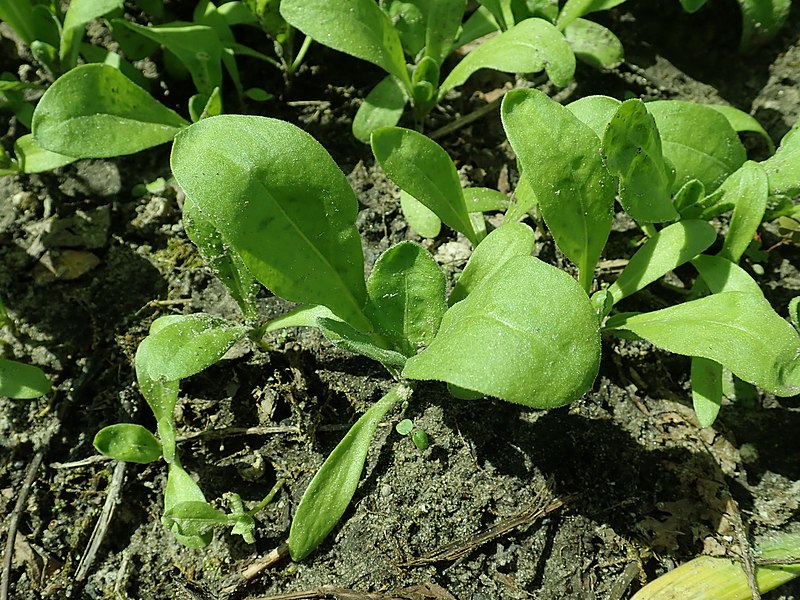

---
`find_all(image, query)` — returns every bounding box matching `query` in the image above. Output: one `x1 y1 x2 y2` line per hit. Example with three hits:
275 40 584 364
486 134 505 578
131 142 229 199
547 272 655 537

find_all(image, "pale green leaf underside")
692 356 723 427
400 190 442 238
563 18 624 70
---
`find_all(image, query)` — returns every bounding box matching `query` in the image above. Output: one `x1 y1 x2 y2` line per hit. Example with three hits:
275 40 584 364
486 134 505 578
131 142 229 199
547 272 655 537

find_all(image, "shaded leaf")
691 254 764 296
563 18 624 70
353 75 407 143
762 121 800 197
556 0 627 29
14 134 76 173
163 463 213 547
692 357 723 427
400 190 442 239
0 358 51 399
60 0 124 70
707 105 774 153
317 318 408 368
738 0 790 51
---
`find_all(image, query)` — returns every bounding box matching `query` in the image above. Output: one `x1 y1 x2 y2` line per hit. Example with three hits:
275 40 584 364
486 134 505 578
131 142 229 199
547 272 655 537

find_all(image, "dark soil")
1 1 799 599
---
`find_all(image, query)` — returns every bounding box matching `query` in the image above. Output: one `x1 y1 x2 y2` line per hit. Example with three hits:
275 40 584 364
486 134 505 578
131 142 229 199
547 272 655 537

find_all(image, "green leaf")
763 121 800 197
183 196 260 324
114 20 223 96
606 292 800 397
171 115 372 332
163 463 213 547
14 134 77 173
602 99 677 223
317 318 408 368
32 64 189 158
790 297 799 331
0 0 60 48
478 0 514 30
404 255 600 408
440 18 575 95
93 423 162 463
506 175 537 221
563 18 624 70
352 75 407 143
449 222 535 305
646 100 746 194
607 220 716 304
717 162 768 263
691 356 723 427
60 0 124 71
400 190 442 239
556 0 627 30
679 0 708 12
395 418 413 435
422 0 466 65
262 305 338 333
464 187 510 212
691 254 764 296
163 500 230 537
566 95 622 137
707 105 775 154
371 127 478 245
674 179 706 216
0 358 51 399
280 0 412 90
365 242 447 356
380 0 425 56
453 5 499 48
288 383 412 560
737 0 790 51
502 88 615 292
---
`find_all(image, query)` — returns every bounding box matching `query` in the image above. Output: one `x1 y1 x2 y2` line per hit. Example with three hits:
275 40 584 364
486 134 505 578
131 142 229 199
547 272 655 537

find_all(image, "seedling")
0 296 51 400
395 418 429 451
279 0 576 141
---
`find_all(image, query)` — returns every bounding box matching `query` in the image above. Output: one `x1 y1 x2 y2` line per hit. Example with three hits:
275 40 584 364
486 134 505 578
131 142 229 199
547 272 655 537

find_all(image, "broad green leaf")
423 0 466 64
183 196 260 323
607 220 716 304
114 21 223 96
691 255 764 296
717 161 768 263
171 115 372 332
453 5 499 49
691 357 723 427
606 292 800 396
404 255 600 408
679 0 708 12
262 305 338 333
647 100 746 194
563 91 620 126
440 18 575 95
365 242 447 356
763 121 800 197
630 532 800 599
317 318 408 368
707 105 775 154
502 88 615 292
449 222 535 305
14 134 77 173
163 500 229 537
564 18 624 70
380 0 425 56
0 0 59 47
353 76 407 143
556 0 627 30
60 0 124 71
737 0 790 51
93 423 162 463
288 383 413 560
464 187 510 212
602 99 677 222
32 64 189 158
280 0 412 90
78 43 151 89
400 190 442 238
371 127 477 245
163 463 213 547
0 358 51 399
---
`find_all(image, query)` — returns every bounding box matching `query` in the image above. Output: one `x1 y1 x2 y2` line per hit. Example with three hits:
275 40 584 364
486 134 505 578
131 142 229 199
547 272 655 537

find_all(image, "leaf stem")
640 222 658 238
288 35 312 75
247 479 285 516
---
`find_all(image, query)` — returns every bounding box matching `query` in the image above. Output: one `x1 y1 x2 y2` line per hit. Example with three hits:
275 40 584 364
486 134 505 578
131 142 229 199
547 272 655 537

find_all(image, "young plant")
678 0 791 51
279 0 576 141
0 297 51 400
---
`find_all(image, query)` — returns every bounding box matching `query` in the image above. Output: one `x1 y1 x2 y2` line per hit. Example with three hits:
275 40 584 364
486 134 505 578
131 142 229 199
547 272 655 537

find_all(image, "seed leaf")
94 423 162 463
0 358 51 399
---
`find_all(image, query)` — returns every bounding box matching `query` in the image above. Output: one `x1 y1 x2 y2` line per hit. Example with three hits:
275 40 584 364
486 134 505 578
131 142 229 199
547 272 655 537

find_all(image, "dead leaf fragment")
33 249 100 282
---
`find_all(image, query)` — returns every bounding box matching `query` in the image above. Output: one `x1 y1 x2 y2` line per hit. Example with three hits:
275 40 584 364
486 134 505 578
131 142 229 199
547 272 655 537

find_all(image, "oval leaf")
352 75 407 143
0 357 51 399
564 18 624 70
692 357 723 428
440 18 576 95
566 95 621 138
94 423 162 463
400 190 442 239
289 383 412 560
717 161 768 263
32 64 189 158
607 292 800 396
763 121 800 197
691 255 764 296
171 115 371 332
404 255 601 408
14 133 77 173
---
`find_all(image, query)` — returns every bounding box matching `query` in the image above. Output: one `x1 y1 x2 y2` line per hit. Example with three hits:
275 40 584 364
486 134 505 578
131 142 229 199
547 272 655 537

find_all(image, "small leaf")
737 0 790 51
171 115 371 332
707 105 775 154
763 121 800 197
163 463 213 547
502 88 615 292
422 0 466 64
602 99 677 223
464 187 510 213
353 75 407 143
440 18 576 95
505 175 538 222
411 429 429 451
606 220 716 304
691 254 764 296
556 0 628 30
647 100 746 194
717 161 768 263
563 18 624 70
674 179 706 216
400 190 442 239
449 222 535 305
679 0 709 12
372 127 477 245
288 383 412 560
692 357 723 428
0 358 51 399
404 255 600 408
605 292 800 397
566 95 621 138
280 0 411 90
262 305 337 333
32 64 189 158
163 501 230 537
60 0 124 70
395 418 413 435
14 134 76 173
317 317 408 369
365 242 447 356
93 423 162 463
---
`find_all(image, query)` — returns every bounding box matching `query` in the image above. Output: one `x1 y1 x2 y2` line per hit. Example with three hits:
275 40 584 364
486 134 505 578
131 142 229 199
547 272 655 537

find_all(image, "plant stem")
288 35 312 76
247 479 285 516
579 263 594 295
640 222 658 238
